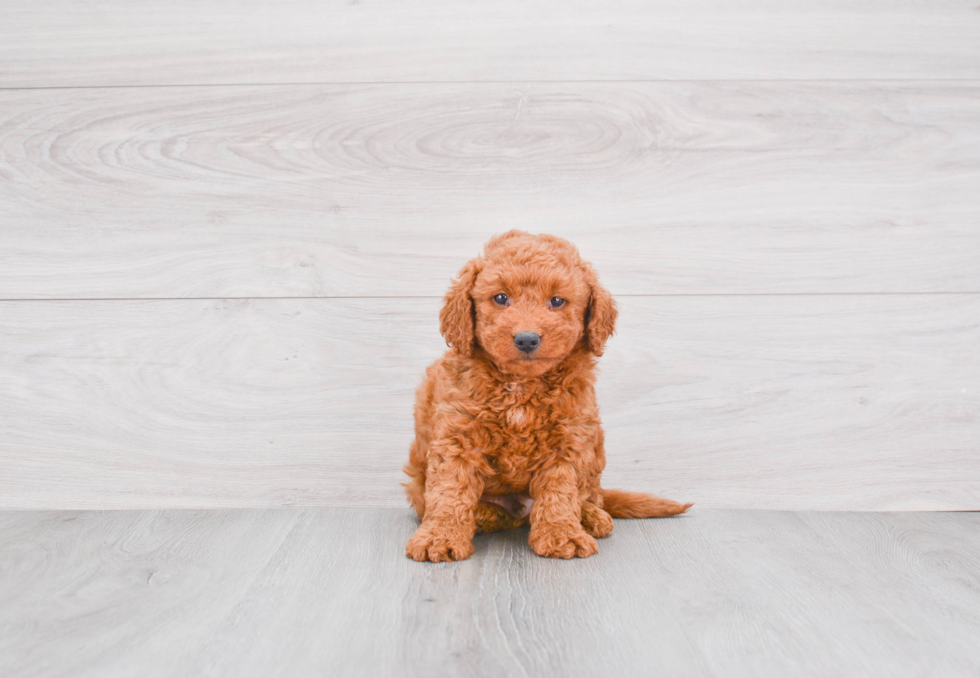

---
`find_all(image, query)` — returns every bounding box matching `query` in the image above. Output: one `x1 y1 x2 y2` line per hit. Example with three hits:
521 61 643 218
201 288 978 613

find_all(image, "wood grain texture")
2 82 979 298
1 508 979 677
1 295 976 511
1 0 980 86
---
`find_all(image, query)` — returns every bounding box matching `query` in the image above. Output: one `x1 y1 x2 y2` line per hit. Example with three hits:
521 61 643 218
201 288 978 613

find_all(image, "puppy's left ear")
439 258 482 356
583 265 617 356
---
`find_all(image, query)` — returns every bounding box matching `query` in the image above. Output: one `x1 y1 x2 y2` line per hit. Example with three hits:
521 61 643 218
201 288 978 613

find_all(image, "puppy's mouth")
498 352 560 374
514 353 556 364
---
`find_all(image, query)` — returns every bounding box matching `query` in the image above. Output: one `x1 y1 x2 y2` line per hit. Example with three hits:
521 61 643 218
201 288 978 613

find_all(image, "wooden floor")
1 508 979 677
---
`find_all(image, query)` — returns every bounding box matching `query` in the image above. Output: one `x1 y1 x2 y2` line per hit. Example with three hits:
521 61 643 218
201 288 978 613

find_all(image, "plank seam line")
3 78 980 91
1 291 979 302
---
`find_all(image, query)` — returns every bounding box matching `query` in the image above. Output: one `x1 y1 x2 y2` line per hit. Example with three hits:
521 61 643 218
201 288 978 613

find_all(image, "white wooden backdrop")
1 1 978 510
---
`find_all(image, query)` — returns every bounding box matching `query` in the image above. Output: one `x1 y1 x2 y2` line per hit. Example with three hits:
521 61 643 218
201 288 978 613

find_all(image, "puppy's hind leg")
581 501 614 538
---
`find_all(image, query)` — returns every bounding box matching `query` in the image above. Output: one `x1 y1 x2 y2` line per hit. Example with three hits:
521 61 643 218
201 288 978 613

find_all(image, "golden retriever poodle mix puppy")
404 231 690 561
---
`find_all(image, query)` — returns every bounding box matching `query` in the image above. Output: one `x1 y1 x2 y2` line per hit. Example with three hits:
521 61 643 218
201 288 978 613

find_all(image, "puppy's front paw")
529 524 598 559
406 527 475 562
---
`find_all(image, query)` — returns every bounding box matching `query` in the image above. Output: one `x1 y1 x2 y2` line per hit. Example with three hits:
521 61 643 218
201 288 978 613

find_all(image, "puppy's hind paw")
406 527 475 562
582 502 614 539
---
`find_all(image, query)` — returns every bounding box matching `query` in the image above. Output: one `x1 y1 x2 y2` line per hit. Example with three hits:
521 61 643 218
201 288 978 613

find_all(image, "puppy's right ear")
439 259 481 356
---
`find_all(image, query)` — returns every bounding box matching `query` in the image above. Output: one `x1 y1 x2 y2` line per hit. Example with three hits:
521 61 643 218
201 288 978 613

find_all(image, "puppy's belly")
480 493 533 519
481 470 534 519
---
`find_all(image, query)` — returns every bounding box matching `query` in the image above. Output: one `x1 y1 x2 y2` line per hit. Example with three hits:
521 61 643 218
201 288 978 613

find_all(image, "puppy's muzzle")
513 332 541 354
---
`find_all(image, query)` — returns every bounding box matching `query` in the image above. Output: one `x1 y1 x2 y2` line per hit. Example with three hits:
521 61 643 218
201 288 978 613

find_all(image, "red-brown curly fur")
404 231 690 561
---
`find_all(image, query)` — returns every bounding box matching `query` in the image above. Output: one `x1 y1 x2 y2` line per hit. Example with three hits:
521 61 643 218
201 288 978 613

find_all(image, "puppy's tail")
601 489 692 519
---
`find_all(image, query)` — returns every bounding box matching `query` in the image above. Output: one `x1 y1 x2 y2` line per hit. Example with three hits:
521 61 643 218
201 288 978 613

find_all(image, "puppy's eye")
550 297 566 308
493 293 509 305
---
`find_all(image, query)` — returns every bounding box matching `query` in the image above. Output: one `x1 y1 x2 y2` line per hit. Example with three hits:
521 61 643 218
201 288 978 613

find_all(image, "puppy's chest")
480 386 577 490
501 401 533 432
490 386 552 437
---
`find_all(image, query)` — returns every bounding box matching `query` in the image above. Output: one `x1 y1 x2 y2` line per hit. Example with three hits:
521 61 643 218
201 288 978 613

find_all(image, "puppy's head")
440 230 617 377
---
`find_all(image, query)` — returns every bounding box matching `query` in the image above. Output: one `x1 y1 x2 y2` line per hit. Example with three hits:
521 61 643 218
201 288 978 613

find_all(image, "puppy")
404 231 690 561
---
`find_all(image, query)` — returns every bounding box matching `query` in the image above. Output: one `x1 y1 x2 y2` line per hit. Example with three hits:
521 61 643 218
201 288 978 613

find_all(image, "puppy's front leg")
528 462 598 559
406 443 484 562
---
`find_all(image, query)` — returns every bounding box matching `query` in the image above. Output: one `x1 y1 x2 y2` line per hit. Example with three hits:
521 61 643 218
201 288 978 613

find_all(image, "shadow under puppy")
404 231 690 561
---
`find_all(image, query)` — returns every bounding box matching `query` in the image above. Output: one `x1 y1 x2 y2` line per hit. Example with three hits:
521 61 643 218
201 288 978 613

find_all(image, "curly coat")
404 231 690 561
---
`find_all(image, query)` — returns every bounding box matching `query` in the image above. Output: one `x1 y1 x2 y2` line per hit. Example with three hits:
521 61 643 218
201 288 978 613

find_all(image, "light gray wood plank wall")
2 1 980 86
1 296 976 511
1 83 979 298
2 508 979 677
0 2 977 511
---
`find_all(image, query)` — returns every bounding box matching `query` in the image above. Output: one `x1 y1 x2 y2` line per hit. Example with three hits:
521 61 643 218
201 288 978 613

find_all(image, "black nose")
514 332 541 354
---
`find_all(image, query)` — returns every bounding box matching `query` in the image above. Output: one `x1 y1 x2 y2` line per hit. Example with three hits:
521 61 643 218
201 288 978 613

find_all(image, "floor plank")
2 83 979 298
1 1 979 86
1 508 978 677
1 295 976 511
